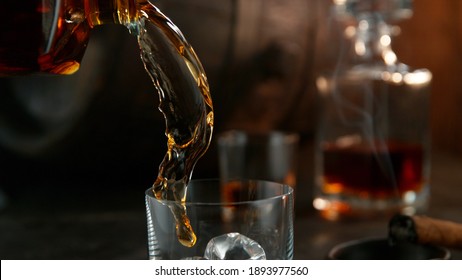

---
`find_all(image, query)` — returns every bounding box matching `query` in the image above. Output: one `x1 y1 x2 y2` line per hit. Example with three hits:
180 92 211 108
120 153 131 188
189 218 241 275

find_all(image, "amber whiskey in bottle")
0 0 138 75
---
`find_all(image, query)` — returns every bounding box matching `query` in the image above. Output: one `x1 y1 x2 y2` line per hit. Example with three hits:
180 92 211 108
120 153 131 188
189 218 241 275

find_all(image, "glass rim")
145 178 294 207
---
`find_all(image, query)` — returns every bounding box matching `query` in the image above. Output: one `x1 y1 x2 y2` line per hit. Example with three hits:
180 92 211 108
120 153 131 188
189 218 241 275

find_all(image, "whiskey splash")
136 4 213 247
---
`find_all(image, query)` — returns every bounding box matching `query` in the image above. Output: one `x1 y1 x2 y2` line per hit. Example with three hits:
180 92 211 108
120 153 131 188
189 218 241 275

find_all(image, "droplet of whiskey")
176 216 197 248
167 201 197 247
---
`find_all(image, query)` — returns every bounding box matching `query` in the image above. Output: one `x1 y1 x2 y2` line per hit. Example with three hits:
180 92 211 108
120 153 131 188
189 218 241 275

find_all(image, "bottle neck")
347 14 398 66
67 0 143 32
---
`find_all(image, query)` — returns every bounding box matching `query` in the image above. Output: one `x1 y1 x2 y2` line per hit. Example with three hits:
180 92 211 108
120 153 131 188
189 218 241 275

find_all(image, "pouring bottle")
0 0 142 75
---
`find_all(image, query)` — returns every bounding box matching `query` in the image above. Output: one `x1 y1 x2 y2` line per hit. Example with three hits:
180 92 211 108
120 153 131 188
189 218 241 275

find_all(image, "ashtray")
328 237 451 260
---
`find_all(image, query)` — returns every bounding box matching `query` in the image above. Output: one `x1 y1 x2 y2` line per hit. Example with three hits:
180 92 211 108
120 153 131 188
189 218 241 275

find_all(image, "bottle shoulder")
318 62 431 85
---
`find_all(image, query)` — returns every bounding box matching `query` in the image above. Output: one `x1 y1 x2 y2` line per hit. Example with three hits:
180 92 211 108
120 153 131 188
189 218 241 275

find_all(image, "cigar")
389 214 462 250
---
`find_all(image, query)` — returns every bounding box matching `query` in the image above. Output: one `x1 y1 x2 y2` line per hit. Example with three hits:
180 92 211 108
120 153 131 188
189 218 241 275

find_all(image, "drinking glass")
217 130 299 188
145 179 294 260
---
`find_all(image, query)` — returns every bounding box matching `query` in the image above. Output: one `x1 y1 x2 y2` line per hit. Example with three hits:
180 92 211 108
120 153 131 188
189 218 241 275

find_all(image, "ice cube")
204 232 266 260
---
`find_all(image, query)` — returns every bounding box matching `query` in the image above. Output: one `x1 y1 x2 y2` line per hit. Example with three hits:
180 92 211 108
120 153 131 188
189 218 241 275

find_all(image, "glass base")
313 188 430 221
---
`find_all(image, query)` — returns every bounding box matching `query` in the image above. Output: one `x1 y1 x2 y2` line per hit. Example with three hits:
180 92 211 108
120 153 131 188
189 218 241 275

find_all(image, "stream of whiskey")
137 3 214 247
